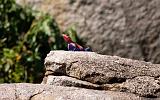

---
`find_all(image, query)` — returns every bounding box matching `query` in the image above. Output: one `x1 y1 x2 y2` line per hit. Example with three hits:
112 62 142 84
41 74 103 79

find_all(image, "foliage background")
0 0 82 83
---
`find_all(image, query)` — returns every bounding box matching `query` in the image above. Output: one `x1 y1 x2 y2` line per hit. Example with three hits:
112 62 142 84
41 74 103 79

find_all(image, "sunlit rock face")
43 51 160 98
0 83 144 100
17 0 160 63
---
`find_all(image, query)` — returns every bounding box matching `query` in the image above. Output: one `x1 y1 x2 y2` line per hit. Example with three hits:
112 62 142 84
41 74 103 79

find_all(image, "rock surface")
122 76 160 97
1 51 160 99
17 0 160 64
0 83 144 100
43 75 100 90
43 51 160 98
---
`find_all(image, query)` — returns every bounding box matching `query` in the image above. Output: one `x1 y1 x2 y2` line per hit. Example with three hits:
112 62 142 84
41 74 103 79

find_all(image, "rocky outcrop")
17 0 160 64
0 83 143 100
1 51 160 99
43 51 160 98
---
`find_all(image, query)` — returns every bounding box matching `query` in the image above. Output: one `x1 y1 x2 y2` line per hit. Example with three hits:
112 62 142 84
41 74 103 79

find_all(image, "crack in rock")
29 90 45 100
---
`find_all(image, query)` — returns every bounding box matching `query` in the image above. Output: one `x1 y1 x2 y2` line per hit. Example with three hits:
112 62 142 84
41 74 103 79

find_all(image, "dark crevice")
45 62 66 66
107 77 126 84
141 94 157 98
153 88 160 97
14 84 18 100
45 71 65 76
82 71 127 85
29 90 45 100
146 95 157 98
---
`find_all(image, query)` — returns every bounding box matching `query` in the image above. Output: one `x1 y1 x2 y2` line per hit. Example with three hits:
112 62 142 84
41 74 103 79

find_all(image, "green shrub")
0 0 67 83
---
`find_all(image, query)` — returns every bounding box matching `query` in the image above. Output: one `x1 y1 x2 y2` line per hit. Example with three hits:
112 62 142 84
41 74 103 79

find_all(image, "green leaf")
4 63 10 72
27 57 33 62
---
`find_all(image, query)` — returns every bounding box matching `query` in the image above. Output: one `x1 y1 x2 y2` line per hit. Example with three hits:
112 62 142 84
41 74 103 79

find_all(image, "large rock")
0 83 144 100
43 51 160 98
1 51 160 99
17 0 160 63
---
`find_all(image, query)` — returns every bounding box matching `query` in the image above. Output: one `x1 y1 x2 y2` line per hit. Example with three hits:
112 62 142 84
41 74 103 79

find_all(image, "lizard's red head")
62 34 73 43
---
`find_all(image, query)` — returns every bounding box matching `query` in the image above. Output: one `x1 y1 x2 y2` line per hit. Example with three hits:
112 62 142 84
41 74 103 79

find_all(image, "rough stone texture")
122 76 160 97
0 83 144 100
44 51 160 98
1 51 160 99
44 51 160 84
42 75 100 90
0 84 16 100
17 0 160 64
